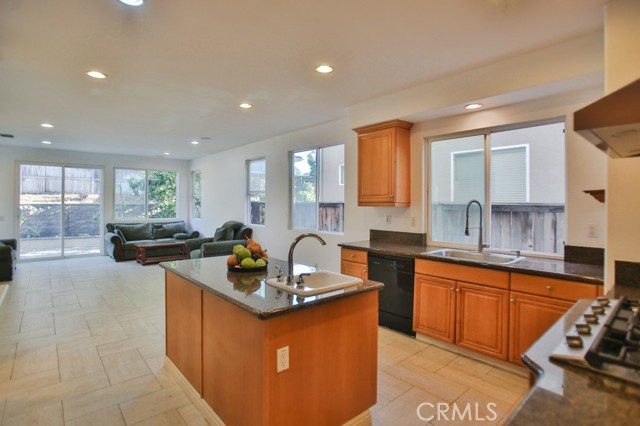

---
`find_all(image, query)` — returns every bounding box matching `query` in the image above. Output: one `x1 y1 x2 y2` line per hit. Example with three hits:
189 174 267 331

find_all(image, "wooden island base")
165 271 379 426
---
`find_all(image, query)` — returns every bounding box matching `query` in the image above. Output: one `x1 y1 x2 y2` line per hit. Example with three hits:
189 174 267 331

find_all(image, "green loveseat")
105 221 209 262
0 239 17 281
190 221 253 258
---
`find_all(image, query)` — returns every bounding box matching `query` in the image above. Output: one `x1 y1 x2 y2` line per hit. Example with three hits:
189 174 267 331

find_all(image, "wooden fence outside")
431 203 565 254
21 165 101 195
292 202 344 233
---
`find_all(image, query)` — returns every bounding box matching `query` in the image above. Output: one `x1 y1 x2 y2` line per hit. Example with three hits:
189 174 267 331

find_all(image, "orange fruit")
227 255 239 266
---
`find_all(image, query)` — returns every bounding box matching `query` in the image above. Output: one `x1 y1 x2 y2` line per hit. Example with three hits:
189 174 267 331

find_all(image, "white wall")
605 0 640 292
0 145 191 247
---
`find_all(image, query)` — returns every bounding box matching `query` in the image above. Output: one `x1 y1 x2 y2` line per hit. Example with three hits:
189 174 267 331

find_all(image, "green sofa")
0 238 17 281
105 221 209 262
190 221 253 258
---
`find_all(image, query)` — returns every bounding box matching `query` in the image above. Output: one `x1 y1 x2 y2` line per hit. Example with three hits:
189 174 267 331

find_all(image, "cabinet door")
456 281 509 360
341 260 368 280
358 128 396 205
413 274 456 342
509 292 573 365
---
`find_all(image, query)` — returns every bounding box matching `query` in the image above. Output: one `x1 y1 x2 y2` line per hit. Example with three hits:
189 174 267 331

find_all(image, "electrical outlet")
277 346 289 373
588 224 598 238
411 217 416 226
386 215 392 224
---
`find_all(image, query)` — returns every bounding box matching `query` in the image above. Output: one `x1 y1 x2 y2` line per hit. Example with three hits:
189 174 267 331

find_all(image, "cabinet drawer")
511 273 599 301
341 248 368 264
415 259 509 289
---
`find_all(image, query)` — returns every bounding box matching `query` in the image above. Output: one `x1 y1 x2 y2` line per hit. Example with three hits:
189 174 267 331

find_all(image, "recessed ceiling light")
316 65 334 74
191 140 199 145
86 70 107 79
41 123 54 128
41 140 52 145
163 152 171 156
465 103 483 110
239 103 253 109
119 0 144 6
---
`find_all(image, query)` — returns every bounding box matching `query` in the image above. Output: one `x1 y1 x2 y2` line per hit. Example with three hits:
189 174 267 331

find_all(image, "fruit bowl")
226 239 269 272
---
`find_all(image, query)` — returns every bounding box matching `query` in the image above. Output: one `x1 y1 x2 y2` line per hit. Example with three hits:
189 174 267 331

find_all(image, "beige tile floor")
0 257 528 425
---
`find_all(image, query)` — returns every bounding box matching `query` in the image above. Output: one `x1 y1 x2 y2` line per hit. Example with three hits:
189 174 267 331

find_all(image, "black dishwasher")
368 253 415 336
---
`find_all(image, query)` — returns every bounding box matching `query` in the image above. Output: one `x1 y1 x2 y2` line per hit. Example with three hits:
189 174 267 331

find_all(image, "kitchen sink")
423 249 523 265
266 271 363 296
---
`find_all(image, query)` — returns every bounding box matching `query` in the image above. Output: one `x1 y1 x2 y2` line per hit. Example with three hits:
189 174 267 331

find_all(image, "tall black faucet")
465 199 489 253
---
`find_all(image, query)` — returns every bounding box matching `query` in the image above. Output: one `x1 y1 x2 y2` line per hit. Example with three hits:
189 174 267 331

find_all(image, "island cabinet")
353 119 413 207
414 260 510 360
163 258 381 426
340 248 368 279
508 273 599 366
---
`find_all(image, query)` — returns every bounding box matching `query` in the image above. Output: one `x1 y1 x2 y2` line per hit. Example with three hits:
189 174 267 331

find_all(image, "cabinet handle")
546 285 553 291
455 288 460 292
350 254 355 258
509 299 514 303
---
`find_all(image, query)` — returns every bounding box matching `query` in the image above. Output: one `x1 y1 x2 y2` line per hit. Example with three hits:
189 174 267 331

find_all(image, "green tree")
147 171 177 218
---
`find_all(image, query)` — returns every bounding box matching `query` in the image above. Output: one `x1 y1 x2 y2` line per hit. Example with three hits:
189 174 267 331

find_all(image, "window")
114 168 177 219
291 144 344 233
191 171 201 219
247 158 266 225
429 121 565 255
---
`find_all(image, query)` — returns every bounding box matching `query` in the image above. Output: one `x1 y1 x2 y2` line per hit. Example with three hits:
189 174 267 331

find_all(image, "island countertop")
505 299 640 425
160 256 383 319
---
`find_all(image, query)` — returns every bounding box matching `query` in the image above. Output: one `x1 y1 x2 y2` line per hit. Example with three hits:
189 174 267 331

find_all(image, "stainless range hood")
574 78 640 158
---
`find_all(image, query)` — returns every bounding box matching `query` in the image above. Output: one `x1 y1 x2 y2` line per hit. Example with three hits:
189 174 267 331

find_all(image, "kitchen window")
429 121 565 255
247 158 266 225
290 144 344 233
114 168 177 219
191 170 201 219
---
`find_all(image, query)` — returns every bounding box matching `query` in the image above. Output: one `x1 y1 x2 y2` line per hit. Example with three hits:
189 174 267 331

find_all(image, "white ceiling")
0 0 607 160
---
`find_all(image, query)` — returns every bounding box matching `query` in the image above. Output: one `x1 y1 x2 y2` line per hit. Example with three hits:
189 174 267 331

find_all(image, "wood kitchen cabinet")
341 248 368 279
353 119 413 207
414 274 455 342
508 292 573 365
508 273 599 365
414 260 510 360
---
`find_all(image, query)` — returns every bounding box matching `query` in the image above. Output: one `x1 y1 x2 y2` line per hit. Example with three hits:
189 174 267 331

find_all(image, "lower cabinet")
508 291 573 365
414 268 509 361
456 282 509 360
340 248 368 279
414 275 455 343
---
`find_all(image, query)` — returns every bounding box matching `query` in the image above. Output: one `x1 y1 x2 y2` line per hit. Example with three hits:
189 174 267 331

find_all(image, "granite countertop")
339 240 604 285
505 299 640 425
160 256 383 319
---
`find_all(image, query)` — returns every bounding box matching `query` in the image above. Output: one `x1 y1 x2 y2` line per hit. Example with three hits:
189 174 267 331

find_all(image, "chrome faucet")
287 233 326 284
464 199 490 253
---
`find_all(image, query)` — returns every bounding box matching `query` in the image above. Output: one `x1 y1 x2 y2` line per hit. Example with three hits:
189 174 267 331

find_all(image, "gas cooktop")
550 297 640 385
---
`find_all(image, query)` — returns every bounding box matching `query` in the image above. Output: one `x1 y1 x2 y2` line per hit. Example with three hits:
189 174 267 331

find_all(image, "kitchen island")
161 256 383 426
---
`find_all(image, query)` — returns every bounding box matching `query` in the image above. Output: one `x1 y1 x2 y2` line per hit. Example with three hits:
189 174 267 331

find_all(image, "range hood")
574 78 640 158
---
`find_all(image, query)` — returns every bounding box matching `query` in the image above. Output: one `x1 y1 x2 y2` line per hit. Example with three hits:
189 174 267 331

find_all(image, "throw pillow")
115 223 153 241
153 222 185 239
116 229 127 242
173 233 189 240
213 227 234 242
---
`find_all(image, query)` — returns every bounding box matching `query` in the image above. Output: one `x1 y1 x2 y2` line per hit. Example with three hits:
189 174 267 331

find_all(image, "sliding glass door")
18 163 103 260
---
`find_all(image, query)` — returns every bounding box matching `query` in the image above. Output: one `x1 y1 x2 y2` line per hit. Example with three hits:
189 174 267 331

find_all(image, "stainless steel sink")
423 249 523 265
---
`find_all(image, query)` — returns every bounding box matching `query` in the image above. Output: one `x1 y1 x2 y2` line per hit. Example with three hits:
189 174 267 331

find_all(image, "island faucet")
464 199 490 253
287 233 326 284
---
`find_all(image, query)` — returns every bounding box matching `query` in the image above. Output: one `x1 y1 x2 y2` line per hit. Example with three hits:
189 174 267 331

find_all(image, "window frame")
113 167 178 220
191 170 201 220
289 143 345 235
426 118 565 258
246 157 266 226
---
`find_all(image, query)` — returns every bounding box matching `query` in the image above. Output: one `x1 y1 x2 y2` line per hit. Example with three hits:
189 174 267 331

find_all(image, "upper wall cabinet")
353 119 414 207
